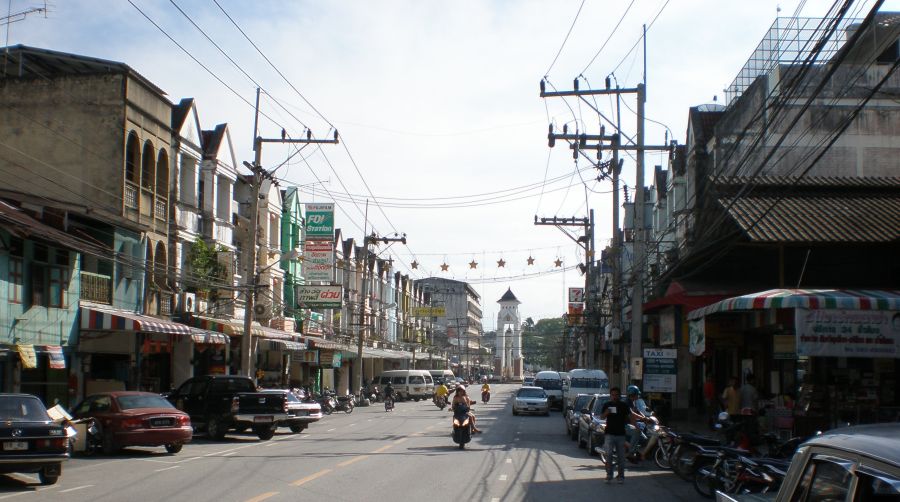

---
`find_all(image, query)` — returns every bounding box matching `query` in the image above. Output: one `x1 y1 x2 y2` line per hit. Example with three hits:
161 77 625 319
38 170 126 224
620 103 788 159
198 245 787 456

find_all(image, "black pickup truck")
167 376 288 440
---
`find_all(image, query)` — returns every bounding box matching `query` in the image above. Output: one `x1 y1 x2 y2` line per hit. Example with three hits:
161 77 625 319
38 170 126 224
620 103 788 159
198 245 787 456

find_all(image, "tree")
188 239 226 296
522 317 566 369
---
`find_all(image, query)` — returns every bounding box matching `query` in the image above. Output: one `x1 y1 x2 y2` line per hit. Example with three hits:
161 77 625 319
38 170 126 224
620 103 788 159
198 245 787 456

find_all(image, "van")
428 369 455 388
564 369 609 409
532 371 564 410
377 370 434 401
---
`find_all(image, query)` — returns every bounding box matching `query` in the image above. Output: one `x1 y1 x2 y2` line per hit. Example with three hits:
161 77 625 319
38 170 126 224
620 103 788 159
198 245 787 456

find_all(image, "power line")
544 0 587 78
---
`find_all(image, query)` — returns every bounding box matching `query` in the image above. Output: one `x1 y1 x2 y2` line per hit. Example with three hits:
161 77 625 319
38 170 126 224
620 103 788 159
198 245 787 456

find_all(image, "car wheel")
290 425 307 433
512 408 519 416
38 467 60 486
570 426 578 441
255 426 276 441
207 416 227 441
165 443 183 454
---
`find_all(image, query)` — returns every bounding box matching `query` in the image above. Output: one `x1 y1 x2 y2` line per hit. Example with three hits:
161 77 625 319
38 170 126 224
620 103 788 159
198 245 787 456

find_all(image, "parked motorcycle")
335 394 355 414
694 447 789 499
316 390 337 415
481 390 490 403
451 402 473 450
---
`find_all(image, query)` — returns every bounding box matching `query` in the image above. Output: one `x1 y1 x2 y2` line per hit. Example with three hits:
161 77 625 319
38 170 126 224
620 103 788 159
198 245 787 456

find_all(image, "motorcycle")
451 402 473 450
335 393 355 414
626 415 661 464
434 394 447 410
317 390 337 415
694 448 789 499
384 393 395 412
481 390 490 403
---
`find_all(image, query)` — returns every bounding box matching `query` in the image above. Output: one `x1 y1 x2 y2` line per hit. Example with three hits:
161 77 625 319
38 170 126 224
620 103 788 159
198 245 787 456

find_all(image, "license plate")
3 441 27 451
253 416 273 423
151 418 174 427
295 410 308 416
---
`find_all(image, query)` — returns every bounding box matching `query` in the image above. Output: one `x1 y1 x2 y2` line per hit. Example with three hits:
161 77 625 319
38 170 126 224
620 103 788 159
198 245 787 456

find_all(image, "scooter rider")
626 385 651 458
384 382 395 402
481 381 491 395
450 386 481 433
434 382 450 405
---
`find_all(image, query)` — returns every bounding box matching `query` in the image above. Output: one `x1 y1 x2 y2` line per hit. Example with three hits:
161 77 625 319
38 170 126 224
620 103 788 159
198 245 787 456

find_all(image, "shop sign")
642 347 677 393
296 350 319 364
660 307 676 347
567 303 584 326
296 285 342 309
689 318 705 356
16 344 37 369
643 374 676 393
304 203 334 240
568 287 584 303
796 308 899 359
302 241 334 282
413 306 446 317
773 335 796 359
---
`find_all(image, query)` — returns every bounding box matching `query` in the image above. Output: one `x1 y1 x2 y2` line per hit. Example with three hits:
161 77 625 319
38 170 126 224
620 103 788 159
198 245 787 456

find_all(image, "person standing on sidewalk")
722 376 741 423
600 387 638 484
703 373 716 429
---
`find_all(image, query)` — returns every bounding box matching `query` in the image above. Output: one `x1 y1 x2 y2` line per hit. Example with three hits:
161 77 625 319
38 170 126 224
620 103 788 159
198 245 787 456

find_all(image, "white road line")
349 423 356 427
327 428 336 432
498 474 508 481
154 466 181 473
491 498 500 502
506 458 512 464
222 452 236 456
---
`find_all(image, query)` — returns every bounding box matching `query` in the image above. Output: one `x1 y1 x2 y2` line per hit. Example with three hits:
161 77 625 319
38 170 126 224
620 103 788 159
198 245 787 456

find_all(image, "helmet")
626 385 641 397
717 411 730 422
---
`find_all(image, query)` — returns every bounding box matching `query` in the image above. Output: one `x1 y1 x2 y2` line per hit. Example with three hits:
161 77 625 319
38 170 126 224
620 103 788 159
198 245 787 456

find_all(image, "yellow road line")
291 469 332 486
393 437 408 444
244 492 279 502
336 455 370 467
371 444 393 454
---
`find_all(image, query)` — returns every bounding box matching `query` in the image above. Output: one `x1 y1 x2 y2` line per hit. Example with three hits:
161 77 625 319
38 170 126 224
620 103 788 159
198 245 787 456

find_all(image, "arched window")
156 149 169 199
125 132 140 183
145 241 154 285
141 141 155 190
154 241 167 286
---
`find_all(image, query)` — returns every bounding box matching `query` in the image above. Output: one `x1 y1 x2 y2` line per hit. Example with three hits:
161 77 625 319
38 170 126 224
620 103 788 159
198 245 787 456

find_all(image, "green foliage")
188 240 227 293
522 316 567 369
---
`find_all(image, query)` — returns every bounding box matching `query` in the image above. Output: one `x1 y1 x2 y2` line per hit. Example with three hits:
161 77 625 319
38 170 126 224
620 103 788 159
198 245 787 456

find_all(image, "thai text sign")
413 306 446 317
795 308 899 358
296 285 342 309
302 241 334 282
304 203 334 240
643 348 677 393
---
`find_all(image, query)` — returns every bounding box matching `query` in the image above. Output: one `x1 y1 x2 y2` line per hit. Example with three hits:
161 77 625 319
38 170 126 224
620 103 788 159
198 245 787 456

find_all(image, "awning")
265 340 307 351
189 328 228 345
643 281 737 314
305 336 339 350
688 289 900 320
81 302 191 335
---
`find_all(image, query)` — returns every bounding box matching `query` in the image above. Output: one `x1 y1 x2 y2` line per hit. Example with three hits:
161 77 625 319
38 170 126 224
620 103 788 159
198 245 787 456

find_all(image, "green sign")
305 203 334 240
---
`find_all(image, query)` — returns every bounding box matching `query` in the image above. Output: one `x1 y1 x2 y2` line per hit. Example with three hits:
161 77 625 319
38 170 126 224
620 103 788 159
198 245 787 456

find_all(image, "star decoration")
554 258 563 267
411 260 418 269
469 260 478 269
497 258 506 268
440 262 449 271
527 256 535 265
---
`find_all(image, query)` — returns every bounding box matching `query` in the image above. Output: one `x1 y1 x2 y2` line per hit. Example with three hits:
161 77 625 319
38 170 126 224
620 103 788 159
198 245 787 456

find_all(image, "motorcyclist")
450 386 481 433
481 381 491 395
625 385 651 458
384 382 395 402
434 382 450 405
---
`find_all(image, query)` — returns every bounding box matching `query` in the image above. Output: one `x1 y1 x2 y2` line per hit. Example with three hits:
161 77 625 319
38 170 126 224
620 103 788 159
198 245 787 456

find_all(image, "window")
392 377 407 385
855 469 900 501
31 263 47 307
8 258 23 304
791 456 855 502
49 266 69 308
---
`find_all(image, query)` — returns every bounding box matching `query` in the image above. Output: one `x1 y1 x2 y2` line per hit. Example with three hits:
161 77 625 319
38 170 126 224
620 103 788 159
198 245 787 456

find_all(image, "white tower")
496 288 523 380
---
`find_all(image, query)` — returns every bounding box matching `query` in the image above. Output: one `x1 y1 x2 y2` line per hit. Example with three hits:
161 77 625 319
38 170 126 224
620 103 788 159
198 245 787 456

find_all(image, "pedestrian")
740 374 759 414
600 387 638 484
703 373 716 428
721 376 741 423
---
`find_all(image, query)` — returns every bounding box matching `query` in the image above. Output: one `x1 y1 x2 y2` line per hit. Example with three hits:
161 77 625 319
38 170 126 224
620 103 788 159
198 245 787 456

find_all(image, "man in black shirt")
600 387 638 483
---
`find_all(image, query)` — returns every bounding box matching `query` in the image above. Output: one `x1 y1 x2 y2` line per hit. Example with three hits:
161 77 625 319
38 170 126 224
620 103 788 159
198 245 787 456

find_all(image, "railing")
159 291 173 315
125 183 138 209
155 196 167 221
81 271 111 304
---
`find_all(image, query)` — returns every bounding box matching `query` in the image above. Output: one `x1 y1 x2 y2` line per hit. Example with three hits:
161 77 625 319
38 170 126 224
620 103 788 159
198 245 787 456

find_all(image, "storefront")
688 289 900 435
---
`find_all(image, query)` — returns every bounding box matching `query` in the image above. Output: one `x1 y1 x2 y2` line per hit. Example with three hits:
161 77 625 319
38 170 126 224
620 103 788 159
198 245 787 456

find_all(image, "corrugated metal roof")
720 193 900 243
714 176 900 189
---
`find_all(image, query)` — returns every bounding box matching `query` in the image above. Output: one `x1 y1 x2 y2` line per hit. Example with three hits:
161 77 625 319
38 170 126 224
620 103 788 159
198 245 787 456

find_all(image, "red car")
71 391 192 454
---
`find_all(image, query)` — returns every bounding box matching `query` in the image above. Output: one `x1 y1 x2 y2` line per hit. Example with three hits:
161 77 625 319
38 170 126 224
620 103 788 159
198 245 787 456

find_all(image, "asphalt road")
0 384 703 502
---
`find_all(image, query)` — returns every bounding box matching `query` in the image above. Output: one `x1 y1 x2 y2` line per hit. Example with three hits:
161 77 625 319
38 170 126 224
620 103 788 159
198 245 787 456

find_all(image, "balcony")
81 271 111 304
159 291 173 315
175 206 200 233
125 183 138 209
155 196 167 222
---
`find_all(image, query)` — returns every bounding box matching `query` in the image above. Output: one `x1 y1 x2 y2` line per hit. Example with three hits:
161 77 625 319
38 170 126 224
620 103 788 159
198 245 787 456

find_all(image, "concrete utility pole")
533 215 592 368
241 88 339 379
356 232 406 394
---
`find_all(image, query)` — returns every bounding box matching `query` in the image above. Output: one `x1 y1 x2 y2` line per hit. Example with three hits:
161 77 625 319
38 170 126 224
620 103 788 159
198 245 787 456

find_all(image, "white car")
512 386 550 416
259 389 323 433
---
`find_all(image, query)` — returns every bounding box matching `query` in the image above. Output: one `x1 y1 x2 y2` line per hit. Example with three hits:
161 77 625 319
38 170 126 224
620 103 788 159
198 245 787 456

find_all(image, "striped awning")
261 339 307 351
188 315 301 344
189 328 228 345
688 289 900 320
80 303 191 335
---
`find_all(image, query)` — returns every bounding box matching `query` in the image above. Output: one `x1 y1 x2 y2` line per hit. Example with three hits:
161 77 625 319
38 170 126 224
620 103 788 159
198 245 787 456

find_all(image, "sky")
4 0 893 329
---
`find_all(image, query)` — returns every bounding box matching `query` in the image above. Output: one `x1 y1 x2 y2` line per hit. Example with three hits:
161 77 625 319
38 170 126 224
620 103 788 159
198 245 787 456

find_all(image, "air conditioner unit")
253 303 270 321
177 292 197 313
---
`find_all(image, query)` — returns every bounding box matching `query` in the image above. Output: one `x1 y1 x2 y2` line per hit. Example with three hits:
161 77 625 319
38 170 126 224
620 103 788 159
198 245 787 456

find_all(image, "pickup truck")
167 376 289 441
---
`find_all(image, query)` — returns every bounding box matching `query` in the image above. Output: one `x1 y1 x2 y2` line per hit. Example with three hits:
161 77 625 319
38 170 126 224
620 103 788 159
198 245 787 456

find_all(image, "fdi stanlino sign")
305 203 334 240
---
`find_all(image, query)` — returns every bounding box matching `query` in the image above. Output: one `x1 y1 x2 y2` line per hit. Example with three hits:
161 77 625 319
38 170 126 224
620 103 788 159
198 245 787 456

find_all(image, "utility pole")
241 88 339 379
534 215 592 368
357 232 406 394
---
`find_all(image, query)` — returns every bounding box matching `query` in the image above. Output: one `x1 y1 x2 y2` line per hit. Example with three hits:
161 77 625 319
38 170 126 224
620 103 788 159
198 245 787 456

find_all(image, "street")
0 385 700 502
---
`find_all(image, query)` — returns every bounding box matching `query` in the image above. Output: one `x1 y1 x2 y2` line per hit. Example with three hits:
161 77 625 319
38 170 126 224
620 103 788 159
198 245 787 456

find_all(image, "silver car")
565 394 593 440
512 386 550 416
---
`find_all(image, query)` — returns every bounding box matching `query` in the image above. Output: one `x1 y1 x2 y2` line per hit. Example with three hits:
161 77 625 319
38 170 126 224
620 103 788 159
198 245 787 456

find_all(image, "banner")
296 285 343 309
689 318 706 356
795 308 899 358
16 344 37 369
659 307 676 347
413 306 446 317
46 345 66 369
304 203 334 240
302 241 335 282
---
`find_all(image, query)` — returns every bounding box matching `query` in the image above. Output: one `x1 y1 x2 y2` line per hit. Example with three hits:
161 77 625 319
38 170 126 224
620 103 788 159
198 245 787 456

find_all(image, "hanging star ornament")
469 259 478 269
497 258 506 268
440 262 449 272
554 258 563 267
411 260 418 269
527 256 535 265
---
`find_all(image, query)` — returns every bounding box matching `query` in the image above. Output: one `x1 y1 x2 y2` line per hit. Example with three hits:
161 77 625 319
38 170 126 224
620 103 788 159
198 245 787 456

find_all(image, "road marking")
411 432 423 437
371 444 393 454
244 492 279 502
58 485 94 494
499 474 508 481
506 458 512 464
393 437 408 444
154 466 181 472
336 455 370 467
204 443 258 457
349 423 356 427
264 441 278 447
327 428 336 432
291 469 332 486
491 498 500 502
223 452 237 456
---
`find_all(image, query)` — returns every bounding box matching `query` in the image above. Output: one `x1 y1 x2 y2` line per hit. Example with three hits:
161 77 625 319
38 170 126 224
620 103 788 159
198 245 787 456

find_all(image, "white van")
564 369 609 409
532 371 565 410
377 370 434 401
428 369 456 388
